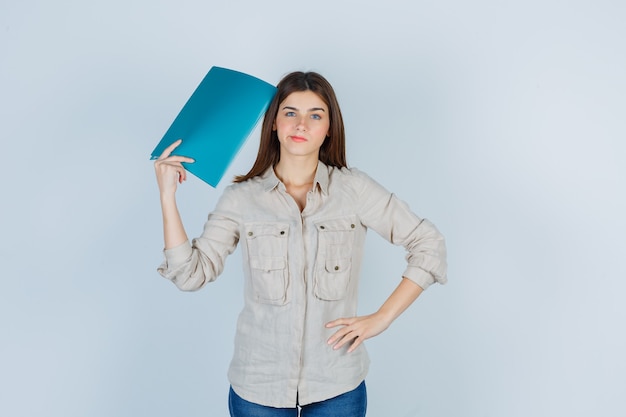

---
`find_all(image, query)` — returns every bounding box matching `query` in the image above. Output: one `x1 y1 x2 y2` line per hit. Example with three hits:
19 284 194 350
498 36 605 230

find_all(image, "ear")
272 120 277 131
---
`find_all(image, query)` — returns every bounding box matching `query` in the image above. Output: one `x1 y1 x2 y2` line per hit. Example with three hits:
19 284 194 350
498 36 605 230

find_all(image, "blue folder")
150 66 277 187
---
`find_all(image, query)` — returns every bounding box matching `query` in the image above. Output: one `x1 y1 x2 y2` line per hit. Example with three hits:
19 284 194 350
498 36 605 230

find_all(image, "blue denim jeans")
228 381 367 417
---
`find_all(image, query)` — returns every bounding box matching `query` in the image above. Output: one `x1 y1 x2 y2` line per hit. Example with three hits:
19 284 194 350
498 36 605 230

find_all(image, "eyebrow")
282 106 326 112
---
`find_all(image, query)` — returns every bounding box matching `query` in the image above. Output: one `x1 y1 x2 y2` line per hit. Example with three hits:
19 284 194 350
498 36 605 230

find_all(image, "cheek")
275 121 287 136
321 122 331 137
273 115 292 132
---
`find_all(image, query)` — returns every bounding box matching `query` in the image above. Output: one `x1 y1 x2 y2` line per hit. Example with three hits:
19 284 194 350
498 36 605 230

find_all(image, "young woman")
154 71 447 417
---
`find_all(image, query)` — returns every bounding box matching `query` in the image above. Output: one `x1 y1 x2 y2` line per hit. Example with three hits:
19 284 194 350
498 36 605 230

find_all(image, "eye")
285 111 296 117
311 114 322 120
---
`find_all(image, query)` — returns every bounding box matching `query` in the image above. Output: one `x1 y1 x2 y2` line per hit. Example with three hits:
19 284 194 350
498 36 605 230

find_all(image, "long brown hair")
233 71 347 183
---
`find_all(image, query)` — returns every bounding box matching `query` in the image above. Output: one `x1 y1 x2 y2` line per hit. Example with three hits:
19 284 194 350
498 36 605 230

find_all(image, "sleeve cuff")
402 266 446 290
163 240 193 268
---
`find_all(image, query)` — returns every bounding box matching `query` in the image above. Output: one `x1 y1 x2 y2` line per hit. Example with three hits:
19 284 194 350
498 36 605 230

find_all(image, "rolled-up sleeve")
157 187 241 291
353 170 447 290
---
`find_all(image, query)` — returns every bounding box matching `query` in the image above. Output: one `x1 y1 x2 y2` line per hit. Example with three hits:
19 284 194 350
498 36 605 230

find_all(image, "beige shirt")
158 162 447 407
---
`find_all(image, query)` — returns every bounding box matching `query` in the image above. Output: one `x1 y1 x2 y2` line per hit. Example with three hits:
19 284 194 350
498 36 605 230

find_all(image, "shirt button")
320 225 325 230
351 224 355 229
248 231 253 236
280 231 285 235
334 265 340 271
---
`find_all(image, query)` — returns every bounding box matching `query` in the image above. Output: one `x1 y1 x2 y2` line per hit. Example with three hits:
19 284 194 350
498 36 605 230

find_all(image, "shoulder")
327 166 387 193
214 176 267 209
328 165 367 181
224 174 268 194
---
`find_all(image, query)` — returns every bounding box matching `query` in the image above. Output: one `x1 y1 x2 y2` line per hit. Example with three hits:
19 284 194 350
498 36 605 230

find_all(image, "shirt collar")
260 161 330 195
314 161 330 195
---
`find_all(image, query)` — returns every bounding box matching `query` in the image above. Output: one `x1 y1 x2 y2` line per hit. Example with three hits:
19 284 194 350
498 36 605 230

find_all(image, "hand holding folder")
150 67 277 187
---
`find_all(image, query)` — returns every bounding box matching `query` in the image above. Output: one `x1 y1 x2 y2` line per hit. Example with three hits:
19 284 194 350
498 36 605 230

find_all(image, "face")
273 90 330 160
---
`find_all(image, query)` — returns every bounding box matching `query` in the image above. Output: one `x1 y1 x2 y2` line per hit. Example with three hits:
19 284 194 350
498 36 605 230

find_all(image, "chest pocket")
313 216 358 301
245 222 290 305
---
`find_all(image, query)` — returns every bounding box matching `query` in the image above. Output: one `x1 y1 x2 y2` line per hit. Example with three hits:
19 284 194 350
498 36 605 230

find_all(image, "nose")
295 115 308 131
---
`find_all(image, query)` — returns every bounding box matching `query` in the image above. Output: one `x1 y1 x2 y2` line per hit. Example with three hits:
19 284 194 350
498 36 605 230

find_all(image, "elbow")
175 279 206 292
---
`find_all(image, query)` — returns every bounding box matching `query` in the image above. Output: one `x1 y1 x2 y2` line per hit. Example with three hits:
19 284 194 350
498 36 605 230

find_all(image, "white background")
1 0 625 416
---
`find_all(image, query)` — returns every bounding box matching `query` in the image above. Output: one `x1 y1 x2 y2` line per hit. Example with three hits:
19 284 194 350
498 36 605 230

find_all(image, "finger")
329 323 362 347
155 159 194 177
155 160 193 173
347 336 363 353
157 139 183 160
325 317 351 328
176 165 188 183
164 155 195 164
327 327 350 345
155 162 186 181
333 330 359 350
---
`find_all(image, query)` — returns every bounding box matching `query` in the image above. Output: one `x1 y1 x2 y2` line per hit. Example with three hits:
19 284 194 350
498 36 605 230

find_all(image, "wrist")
373 309 395 328
160 190 177 201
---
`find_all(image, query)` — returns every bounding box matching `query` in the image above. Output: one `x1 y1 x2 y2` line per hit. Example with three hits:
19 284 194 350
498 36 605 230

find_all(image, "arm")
154 142 240 291
326 277 423 353
154 139 195 249
160 192 188 249
326 170 447 352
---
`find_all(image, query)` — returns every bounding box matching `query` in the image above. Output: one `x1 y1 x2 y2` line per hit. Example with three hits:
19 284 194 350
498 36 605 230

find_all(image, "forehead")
279 90 327 110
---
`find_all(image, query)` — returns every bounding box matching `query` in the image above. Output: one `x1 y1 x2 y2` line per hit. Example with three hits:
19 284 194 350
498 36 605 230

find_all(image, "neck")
274 156 318 187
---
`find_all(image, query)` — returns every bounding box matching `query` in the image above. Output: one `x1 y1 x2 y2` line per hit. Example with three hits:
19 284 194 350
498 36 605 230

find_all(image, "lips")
290 135 307 143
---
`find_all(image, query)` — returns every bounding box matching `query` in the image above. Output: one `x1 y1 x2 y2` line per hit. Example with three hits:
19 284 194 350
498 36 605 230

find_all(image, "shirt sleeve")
157 186 241 291
352 169 448 290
